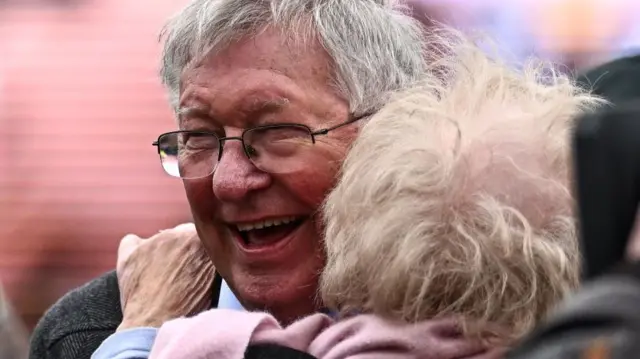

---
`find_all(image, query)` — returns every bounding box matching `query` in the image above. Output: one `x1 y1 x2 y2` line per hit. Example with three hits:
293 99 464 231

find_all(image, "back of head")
321 29 603 343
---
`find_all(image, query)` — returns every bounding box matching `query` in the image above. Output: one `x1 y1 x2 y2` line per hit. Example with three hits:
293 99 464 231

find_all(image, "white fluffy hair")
160 0 426 113
320 29 604 343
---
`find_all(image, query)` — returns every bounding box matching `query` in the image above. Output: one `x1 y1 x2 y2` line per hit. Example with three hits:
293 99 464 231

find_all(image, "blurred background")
0 0 639 332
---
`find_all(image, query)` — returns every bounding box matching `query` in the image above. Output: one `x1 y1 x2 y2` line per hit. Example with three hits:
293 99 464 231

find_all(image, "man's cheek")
184 179 216 215
288 147 347 205
286 165 338 207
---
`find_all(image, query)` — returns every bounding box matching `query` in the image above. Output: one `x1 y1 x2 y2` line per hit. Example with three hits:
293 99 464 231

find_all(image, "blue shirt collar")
218 280 245 311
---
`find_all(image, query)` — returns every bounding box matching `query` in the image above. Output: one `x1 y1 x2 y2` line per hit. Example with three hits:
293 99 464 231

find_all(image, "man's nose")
211 139 271 202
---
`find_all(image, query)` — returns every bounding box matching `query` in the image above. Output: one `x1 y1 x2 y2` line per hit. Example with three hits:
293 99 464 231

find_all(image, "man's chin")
223 219 325 322
232 272 323 323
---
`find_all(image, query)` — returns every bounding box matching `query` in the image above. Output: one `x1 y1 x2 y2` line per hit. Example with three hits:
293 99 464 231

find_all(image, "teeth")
237 216 299 232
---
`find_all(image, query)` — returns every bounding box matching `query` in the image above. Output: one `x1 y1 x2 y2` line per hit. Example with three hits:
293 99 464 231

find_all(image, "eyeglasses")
153 113 371 179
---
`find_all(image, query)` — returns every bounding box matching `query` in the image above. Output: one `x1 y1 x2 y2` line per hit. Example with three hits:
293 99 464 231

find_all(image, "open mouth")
232 216 306 249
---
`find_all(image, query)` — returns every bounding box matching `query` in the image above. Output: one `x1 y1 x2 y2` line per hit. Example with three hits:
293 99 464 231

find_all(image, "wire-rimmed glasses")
153 113 371 179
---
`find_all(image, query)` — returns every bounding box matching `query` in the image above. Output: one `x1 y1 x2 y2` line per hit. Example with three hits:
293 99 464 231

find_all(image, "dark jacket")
507 55 640 359
576 54 640 104
29 271 316 359
507 262 640 359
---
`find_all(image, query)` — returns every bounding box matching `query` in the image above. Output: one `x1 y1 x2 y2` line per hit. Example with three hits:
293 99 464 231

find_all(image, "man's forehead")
181 27 330 83
175 27 343 124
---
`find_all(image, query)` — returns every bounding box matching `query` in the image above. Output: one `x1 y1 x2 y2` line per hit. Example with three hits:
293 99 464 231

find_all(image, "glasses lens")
244 125 315 174
157 132 219 179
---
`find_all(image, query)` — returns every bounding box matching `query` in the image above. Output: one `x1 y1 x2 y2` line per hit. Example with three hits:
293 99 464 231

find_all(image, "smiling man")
29 1 428 358
167 30 368 322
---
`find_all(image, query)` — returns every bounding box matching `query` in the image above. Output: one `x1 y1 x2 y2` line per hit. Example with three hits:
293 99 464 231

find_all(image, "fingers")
118 234 143 265
174 222 196 232
158 223 197 237
157 223 199 246
116 223 212 326
118 223 199 266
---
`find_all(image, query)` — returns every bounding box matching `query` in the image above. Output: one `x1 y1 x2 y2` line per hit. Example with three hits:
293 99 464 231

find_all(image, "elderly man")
91 30 598 359
29 1 427 358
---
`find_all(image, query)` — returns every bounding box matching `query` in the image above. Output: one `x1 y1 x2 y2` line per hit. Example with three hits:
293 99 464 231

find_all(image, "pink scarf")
149 309 505 359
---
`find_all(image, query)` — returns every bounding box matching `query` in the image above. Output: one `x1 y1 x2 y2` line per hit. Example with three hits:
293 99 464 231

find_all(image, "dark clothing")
29 271 316 359
507 55 640 359
572 102 640 279
576 54 640 104
246 344 319 359
507 262 640 359
29 271 123 359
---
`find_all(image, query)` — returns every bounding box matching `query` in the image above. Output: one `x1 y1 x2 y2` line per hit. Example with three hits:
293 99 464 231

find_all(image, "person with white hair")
320 34 600 344
30 1 429 358
91 30 601 359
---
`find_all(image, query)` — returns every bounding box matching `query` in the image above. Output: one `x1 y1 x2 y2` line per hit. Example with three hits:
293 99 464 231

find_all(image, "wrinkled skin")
117 224 215 330
178 28 358 324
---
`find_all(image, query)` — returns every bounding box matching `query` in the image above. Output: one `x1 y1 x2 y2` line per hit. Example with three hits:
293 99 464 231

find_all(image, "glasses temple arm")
311 113 373 136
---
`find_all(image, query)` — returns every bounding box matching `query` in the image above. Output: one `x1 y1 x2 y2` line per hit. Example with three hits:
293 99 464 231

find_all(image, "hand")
116 223 215 331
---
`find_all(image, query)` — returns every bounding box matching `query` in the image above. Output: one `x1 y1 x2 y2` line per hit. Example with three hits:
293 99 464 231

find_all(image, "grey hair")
321 28 605 343
160 0 427 114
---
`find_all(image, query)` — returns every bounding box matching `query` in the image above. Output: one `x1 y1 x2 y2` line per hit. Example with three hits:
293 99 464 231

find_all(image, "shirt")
91 280 244 359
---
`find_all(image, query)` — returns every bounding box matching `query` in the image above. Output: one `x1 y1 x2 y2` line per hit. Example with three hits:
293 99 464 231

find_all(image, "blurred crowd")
417 0 640 69
0 0 639 332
